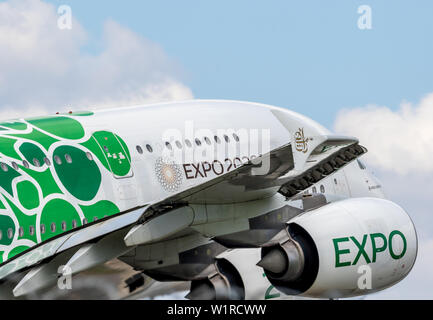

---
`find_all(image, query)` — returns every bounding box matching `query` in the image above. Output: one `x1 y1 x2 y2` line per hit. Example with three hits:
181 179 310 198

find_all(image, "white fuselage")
76 100 385 211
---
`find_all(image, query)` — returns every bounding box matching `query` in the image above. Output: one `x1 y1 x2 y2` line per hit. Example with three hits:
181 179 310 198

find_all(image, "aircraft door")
91 131 133 179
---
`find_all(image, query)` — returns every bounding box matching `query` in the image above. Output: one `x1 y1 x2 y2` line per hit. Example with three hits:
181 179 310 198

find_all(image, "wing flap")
141 138 366 219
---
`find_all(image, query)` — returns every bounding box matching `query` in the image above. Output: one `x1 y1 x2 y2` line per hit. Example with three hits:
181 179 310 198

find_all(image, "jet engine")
186 247 282 300
259 197 417 299
186 259 245 300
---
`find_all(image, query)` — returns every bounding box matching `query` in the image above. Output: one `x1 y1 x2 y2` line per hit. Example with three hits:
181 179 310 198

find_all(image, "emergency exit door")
92 131 133 179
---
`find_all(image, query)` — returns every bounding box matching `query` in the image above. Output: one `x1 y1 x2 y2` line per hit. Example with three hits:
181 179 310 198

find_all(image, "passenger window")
44 157 51 166
12 162 19 170
320 185 325 193
7 228 13 239
233 133 240 142
65 154 72 163
54 155 62 165
312 186 317 193
204 137 211 145
195 138 202 146
18 227 24 237
93 217 98 222
165 142 172 150
175 141 183 149
41 224 46 234
72 220 77 228
86 152 94 161
185 139 192 148
334 178 338 185
50 223 56 233
23 160 30 168
146 144 153 153
214 136 221 144
29 225 35 236
0 230 2 240
0 163 8 172
83 218 88 225
224 135 230 143
33 158 41 167
136 146 143 154
61 221 67 231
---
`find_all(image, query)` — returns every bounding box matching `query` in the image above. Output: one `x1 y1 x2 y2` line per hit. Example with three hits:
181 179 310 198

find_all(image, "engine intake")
258 239 304 281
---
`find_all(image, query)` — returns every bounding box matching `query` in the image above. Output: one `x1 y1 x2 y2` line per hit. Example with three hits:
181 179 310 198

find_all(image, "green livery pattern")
0 112 132 264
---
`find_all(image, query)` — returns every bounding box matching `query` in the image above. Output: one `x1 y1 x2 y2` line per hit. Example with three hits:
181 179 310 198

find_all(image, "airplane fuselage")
0 100 384 265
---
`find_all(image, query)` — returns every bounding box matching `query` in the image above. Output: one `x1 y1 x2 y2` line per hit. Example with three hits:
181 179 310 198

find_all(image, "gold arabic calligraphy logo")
294 128 309 153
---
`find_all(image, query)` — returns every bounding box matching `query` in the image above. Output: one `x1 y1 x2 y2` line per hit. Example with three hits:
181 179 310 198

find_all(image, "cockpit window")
357 159 366 170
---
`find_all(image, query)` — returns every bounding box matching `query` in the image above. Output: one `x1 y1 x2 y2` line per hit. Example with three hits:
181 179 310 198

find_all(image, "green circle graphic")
53 146 101 201
40 199 82 241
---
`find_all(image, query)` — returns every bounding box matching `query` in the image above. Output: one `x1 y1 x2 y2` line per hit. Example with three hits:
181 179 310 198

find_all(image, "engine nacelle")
186 259 245 300
187 248 286 300
260 197 417 298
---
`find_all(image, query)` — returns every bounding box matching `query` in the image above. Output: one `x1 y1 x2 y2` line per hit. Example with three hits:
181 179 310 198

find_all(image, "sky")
0 0 432 299
44 0 433 127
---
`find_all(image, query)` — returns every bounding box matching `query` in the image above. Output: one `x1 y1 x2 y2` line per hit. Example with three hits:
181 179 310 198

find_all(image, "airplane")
0 99 417 300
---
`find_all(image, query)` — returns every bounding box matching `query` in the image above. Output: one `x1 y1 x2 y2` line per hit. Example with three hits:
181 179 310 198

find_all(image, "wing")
0 206 147 297
122 135 365 246
138 135 365 211
0 134 366 298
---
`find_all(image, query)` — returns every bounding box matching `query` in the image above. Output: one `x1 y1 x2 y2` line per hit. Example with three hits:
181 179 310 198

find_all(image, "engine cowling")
260 197 417 298
186 259 245 300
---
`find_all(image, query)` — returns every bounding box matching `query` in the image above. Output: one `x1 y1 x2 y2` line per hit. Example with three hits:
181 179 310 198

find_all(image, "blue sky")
46 0 433 127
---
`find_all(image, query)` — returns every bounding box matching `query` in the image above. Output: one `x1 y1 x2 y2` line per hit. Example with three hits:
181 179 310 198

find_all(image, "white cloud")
0 0 193 119
334 93 433 174
334 95 433 299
